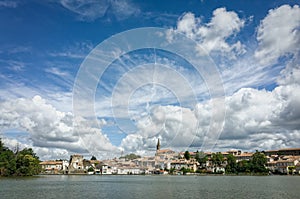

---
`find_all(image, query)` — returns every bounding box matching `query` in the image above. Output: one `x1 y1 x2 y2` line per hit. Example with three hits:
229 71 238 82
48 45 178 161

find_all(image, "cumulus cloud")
255 5 300 66
60 0 140 21
120 105 199 153
120 79 300 153
0 95 118 159
169 8 246 59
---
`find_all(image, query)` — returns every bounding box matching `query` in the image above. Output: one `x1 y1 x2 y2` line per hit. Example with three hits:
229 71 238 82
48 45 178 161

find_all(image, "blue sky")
0 0 300 160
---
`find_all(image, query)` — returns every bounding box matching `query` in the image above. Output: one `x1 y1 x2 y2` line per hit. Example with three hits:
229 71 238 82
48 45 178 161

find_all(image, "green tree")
122 153 141 160
180 167 192 174
184 151 190 160
15 148 41 176
196 152 208 168
0 148 16 176
212 152 224 166
88 167 94 172
0 138 4 151
0 139 41 176
250 151 267 173
91 155 97 160
169 167 176 174
225 154 237 173
237 160 251 173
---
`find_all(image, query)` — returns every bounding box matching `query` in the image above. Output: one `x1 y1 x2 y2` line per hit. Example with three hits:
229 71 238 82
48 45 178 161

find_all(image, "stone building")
68 154 84 173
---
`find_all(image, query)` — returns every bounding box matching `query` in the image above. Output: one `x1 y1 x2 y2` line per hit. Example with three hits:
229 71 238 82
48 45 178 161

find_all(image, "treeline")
0 139 41 176
186 150 268 174
225 151 268 174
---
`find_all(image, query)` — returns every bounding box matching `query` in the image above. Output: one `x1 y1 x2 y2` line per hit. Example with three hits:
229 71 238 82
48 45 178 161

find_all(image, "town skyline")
39 140 300 175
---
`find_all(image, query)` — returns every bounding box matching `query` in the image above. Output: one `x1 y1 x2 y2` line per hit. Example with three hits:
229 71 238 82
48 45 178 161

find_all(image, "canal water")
1 175 299 199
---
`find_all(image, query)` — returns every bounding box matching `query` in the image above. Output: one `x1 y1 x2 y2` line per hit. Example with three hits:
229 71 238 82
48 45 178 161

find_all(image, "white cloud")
255 4 300 66
60 0 140 21
45 67 70 77
278 61 300 86
0 95 118 159
170 8 246 59
120 79 300 153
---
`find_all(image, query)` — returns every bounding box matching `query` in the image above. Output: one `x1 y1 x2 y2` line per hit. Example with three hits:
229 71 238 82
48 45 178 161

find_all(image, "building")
68 154 84 174
117 166 146 175
155 139 177 170
275 158 299 174
227 150 242 156
39 160 69 174
170 159 199 172
264 148 300 156
235 152 254 162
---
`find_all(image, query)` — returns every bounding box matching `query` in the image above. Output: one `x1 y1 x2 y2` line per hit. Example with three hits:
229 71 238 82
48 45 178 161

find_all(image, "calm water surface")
0 175 299 199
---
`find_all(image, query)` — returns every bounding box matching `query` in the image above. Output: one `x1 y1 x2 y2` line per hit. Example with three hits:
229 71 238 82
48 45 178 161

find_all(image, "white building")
40 160 69 174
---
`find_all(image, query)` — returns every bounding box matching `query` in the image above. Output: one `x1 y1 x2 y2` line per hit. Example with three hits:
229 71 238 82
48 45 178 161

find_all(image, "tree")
250 151 267 173
184 151 190 160
196 151 208 168
0 148 16 176
180 167 192 174
237 160 251 173
225 154 237 173
169 167 176 174
91 156 97 160
0 140 41 176
88 167 94 172
15 148 41 176
0 138 4 151
211 152 224 166
122 153 141 160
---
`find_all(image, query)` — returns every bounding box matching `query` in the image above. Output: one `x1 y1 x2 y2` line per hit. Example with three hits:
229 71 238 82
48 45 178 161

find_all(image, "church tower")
156 138 160 151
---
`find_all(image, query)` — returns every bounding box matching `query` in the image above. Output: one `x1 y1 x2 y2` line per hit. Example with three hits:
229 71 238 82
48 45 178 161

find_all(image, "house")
100 163 118 174
235 152 254 162
117 166 145 175
40 160 69 174
137 156 155 167
68 154 84 173
264 148 300 156
276 159 298 174
170 159 198 172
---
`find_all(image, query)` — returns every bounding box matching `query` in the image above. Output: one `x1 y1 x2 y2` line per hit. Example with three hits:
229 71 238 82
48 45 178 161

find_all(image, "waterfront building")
39 146 300 175
136 156 156 171
39 160 69 174
40 161 62 174
170 158 199 172
68 154 84 173
235 152 254 162
117 166 146 175
264 148 300 156
275 158 299 174
154 139 177 170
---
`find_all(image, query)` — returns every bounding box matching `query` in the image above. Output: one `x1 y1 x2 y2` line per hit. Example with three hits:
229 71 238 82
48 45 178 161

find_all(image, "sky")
0 0 300 160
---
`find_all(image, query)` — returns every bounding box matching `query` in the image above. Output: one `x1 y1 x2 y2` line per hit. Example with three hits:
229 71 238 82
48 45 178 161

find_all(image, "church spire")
156 138 160 151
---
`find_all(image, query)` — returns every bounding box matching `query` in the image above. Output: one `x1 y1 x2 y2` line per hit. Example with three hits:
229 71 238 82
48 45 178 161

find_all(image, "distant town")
40 139 300 175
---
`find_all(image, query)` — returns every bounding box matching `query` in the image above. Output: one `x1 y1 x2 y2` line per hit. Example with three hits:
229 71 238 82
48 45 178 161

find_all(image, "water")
0 175 299 199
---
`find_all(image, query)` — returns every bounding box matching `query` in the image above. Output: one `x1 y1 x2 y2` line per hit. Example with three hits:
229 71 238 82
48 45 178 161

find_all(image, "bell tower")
156 138 160 151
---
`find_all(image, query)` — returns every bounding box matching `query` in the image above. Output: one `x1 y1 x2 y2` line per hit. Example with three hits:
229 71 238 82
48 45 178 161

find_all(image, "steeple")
156 138 160 151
